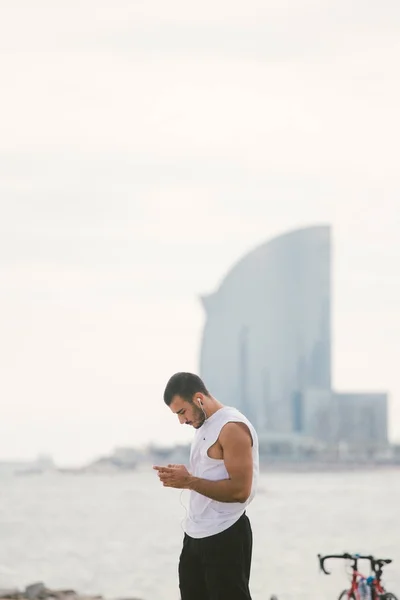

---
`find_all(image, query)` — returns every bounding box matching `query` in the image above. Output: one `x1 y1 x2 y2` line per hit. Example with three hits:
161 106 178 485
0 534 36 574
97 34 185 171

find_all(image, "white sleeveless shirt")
184 406 259 539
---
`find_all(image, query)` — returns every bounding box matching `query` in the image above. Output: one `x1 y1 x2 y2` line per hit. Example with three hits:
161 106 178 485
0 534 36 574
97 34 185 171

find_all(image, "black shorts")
178 512 253 600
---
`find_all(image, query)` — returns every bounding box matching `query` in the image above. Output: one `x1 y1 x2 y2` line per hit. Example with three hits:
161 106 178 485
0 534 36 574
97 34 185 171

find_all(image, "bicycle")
317 553 398 600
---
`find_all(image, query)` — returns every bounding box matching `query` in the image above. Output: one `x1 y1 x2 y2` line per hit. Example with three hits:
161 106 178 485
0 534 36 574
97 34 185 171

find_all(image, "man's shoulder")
218 409 257 437
221 406 255 427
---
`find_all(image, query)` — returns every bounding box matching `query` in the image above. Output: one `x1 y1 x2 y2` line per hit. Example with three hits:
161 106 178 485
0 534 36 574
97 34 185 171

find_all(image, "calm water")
0 468 399 600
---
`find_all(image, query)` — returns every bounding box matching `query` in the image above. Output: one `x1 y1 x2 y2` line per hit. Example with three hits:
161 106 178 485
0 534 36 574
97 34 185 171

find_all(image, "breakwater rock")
0 583 143 600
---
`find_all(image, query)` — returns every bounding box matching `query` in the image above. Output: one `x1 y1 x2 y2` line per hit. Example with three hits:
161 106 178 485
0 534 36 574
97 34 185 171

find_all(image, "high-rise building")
199 225 388 448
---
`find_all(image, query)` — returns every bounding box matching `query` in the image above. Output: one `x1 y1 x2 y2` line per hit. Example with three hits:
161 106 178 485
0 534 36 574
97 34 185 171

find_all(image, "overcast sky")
1 0 400 465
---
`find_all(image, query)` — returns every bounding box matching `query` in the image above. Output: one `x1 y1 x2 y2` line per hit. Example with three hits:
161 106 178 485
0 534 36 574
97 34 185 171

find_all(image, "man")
154 372 259 600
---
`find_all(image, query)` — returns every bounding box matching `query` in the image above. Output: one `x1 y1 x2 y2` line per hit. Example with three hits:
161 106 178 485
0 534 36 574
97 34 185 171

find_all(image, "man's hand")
153 464 192 489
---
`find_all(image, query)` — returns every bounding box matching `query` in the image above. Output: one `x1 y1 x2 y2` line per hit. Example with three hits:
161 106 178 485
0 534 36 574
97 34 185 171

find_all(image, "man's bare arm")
154 422 254 503
189 422 253 502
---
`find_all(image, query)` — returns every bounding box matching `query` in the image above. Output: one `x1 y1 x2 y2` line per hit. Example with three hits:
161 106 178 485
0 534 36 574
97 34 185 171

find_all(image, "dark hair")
163 372 210 406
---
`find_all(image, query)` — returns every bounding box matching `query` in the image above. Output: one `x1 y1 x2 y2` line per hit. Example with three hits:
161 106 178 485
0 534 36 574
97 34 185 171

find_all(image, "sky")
1 0 400 465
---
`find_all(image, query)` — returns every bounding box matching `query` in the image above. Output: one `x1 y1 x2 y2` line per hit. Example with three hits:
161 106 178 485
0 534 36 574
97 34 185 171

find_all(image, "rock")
113 598 144 600
0 585 143 600
0 591 20 599
24 584 46 600
43 592 77 600
73 597 103 600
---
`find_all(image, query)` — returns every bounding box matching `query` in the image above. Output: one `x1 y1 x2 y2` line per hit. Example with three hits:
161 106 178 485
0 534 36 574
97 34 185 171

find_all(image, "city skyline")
200 224 389 449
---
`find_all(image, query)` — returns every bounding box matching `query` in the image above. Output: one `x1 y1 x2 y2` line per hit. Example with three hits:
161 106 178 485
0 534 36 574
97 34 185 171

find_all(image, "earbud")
197 397 207 420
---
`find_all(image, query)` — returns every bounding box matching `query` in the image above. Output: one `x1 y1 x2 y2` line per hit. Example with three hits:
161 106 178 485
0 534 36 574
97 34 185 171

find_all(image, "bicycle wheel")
338 590 356 600
379 594 398 600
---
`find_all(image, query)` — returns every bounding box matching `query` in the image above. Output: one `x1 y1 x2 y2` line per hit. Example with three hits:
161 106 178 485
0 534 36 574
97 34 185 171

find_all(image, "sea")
0 467 399 600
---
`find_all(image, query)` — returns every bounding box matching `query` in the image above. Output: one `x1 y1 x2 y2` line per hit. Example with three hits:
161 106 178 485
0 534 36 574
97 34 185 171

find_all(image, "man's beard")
193 404 206 428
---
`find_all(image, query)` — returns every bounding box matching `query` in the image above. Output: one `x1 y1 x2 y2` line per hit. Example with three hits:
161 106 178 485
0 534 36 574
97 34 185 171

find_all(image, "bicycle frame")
344 567 367 600
370 578 385 599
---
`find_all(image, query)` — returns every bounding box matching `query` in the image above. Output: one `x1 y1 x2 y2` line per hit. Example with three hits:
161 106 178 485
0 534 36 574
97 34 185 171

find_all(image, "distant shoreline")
259 461 400 473
2 457 400 477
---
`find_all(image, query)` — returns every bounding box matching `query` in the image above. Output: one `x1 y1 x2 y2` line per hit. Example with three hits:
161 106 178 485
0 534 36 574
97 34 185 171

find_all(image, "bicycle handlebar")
318 554 393 576
318 554 355 575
